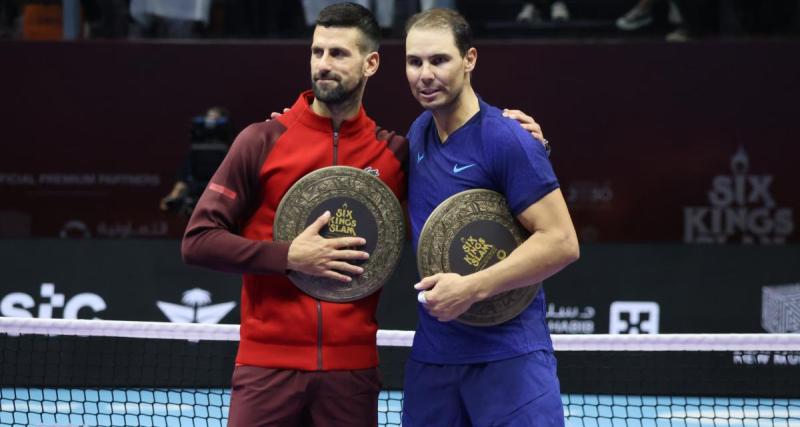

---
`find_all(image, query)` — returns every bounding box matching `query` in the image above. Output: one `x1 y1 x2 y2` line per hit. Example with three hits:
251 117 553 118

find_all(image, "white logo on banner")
96 221 169 238
59 220 169 239
0 173 161 187
565 180 614 205
546 303 596 334
157 288 236 324
761 283 800 333
609 301 660 334
59 220 91 238
683 146 794 244
733 351 800 366
0 283 106 319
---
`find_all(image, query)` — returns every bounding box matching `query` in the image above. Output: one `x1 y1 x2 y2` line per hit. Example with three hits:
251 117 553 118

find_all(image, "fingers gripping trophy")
416 189 540 326
274 166 405 302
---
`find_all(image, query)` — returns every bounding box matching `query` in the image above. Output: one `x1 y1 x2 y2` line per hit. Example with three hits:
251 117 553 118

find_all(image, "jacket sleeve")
181 122 290 275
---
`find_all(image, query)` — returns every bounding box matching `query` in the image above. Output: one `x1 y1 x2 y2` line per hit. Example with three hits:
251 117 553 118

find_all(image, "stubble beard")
312 75 365 107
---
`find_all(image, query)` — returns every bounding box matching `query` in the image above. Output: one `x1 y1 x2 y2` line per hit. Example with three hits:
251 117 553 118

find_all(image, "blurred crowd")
1 0 798 41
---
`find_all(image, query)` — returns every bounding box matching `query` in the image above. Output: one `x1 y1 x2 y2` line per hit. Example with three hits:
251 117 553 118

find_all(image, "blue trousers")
402 351 565 427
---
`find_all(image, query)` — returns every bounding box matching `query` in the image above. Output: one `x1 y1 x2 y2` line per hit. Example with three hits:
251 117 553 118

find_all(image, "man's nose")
420 63 434 81
318 52 333 70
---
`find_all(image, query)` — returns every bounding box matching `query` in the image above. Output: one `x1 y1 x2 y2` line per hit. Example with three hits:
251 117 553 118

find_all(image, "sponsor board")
0 283 106 319
684 146 794 244
546 303 596 334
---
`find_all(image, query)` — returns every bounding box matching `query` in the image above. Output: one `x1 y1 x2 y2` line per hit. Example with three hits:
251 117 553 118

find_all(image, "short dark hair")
316 2 380 54
405 8 472 57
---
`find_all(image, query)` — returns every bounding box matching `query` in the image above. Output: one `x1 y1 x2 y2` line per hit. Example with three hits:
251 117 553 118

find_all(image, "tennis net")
1 317 799 426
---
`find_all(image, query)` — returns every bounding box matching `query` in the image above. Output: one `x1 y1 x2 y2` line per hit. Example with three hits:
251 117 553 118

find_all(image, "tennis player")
403 8 580 426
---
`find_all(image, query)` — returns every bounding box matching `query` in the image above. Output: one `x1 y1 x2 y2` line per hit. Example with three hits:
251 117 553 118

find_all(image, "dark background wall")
2 40 798 243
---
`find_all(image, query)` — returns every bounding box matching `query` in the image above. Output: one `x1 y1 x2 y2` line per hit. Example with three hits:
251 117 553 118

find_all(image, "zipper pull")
332 131 340 165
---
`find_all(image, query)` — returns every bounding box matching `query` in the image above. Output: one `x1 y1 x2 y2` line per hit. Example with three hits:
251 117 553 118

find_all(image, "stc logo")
609 301 660 334
0 283 106 319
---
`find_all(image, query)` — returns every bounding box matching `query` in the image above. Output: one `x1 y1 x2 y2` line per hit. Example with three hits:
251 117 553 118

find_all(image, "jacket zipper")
316 301 323 370
332 130 339 165
317 128 340 371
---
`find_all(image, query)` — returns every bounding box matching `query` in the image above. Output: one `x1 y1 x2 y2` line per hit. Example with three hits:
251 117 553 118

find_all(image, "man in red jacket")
182 3 406 426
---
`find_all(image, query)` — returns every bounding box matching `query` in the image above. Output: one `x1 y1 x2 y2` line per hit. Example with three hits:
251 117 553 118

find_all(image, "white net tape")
2 317 799 351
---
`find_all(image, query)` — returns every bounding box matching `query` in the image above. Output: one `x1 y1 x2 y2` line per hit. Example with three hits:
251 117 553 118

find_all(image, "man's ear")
364 51 380 77
464 47 477 73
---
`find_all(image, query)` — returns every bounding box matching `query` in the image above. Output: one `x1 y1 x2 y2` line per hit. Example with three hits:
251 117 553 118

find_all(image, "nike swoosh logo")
417 152 425 163
453 163 476 173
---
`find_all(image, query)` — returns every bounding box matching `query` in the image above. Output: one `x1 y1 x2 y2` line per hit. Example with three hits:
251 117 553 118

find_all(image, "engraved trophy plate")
417 189 540 326
274 166 405 302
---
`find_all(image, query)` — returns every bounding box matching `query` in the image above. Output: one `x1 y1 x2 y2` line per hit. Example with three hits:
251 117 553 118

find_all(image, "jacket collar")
285 90 372 136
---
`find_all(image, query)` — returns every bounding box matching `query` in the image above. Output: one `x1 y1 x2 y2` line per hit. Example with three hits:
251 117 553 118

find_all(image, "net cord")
1 317 799 351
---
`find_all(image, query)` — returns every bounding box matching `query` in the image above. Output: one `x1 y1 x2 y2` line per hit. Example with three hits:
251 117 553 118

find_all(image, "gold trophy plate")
274 166 405 302
417 189 540 326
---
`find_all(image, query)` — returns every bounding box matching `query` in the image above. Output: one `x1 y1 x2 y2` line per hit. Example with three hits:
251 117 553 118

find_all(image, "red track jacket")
182 91 407 371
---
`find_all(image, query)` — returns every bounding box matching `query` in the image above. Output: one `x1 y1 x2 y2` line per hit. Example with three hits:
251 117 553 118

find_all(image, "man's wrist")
466 272 492 302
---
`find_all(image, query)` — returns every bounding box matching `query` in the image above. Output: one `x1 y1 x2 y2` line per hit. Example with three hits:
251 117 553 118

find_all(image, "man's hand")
414 273 481 322
287 211 369 282
159 181 188 211
267 108 291 121
503 108 545 142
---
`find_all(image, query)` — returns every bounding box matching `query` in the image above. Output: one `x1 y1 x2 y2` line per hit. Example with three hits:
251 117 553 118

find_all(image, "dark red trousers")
227 365 382 427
